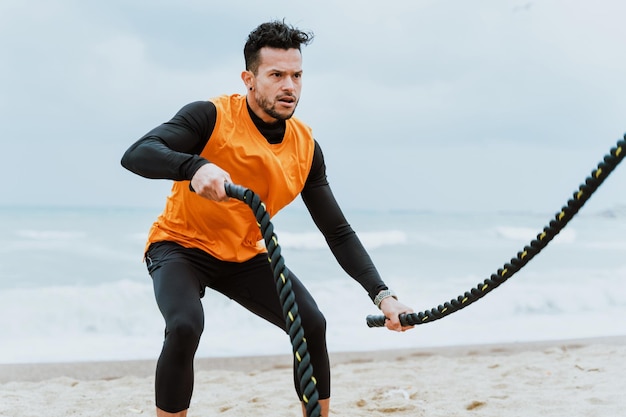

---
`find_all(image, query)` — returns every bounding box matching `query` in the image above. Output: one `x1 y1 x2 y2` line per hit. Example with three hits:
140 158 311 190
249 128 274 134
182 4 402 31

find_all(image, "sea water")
0 204 625 364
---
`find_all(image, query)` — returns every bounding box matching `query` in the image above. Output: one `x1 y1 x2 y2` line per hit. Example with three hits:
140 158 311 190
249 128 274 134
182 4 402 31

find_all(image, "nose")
281 76 296 92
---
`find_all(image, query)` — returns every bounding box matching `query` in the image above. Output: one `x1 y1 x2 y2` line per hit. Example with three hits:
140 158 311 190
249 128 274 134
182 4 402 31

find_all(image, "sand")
1 336 625 416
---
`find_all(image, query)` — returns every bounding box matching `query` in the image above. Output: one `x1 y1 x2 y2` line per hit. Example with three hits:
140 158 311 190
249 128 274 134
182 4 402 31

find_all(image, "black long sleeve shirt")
121 100 387 301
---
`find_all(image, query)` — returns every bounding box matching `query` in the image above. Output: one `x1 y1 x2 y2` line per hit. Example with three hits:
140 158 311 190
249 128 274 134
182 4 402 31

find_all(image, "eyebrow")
264 66 303 73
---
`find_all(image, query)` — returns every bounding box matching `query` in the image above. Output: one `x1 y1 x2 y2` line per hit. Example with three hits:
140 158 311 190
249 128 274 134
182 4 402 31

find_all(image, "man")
121 20 414 417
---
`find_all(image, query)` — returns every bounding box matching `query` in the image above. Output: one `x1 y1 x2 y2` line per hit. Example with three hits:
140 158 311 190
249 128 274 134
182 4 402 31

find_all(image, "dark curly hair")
244 20 314 74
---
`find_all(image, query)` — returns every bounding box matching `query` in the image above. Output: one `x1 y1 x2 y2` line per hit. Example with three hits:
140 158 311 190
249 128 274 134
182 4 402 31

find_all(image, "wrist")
374 289 397 310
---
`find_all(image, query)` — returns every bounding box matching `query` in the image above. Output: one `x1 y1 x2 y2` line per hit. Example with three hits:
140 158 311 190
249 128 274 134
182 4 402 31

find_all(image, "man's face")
247 47 303 123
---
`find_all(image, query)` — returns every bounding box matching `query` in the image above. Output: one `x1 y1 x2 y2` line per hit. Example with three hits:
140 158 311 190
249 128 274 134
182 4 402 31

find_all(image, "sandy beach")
1 336 624 416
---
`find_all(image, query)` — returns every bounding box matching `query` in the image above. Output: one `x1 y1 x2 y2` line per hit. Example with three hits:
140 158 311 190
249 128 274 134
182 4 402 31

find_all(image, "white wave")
495 226 576 243
276 230 408 250
584 241 626 250
1 208 624 364
1 268 625 364
15 229 87 240
275 231 325 249
359 230 409 249
126 232 150 241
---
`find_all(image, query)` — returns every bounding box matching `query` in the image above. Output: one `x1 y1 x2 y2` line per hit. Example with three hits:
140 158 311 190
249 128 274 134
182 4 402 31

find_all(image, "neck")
246 100 286 144
246 94 279 124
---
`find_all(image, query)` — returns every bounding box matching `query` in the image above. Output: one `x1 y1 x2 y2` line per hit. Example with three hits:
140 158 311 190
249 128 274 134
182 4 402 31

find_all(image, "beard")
256 94 298 121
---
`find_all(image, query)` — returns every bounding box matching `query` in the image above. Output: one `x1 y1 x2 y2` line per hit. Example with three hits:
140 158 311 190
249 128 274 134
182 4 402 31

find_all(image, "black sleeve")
120 101 217 180
301 141 388 302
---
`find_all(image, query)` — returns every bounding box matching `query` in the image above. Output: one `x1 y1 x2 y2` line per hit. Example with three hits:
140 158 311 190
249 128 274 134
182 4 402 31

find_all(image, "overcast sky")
1 0 625 213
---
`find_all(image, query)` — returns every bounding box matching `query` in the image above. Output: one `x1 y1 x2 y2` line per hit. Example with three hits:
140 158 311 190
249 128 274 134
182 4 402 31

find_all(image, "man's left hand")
379 297 415 332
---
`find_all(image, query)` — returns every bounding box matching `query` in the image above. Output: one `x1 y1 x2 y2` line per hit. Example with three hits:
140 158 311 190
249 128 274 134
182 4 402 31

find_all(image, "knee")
302 308 326 338
166 315 203 348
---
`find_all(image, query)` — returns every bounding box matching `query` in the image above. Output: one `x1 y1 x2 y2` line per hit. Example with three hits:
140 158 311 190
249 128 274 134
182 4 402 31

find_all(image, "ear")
241 70 254 90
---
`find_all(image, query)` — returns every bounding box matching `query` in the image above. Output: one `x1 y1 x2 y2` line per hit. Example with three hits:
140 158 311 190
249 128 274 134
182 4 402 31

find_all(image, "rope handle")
366 313 416 328
366 135 626 328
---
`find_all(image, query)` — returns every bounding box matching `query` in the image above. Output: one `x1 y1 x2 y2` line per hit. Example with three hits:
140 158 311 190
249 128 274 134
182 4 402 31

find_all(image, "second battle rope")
224 183 321 417
367 135 626 327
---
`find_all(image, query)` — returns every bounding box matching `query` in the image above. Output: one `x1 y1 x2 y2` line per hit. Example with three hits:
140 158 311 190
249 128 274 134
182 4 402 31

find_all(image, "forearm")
121 137 209 180
121 100 216 181
326 226 388 301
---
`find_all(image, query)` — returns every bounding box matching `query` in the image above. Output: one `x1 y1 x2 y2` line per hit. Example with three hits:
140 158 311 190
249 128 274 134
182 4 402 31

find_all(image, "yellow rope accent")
422 316 429 322
303 395 309 404
595 168 602 178
312 376 317 385
539 232 546 240
501 268 507 277
462 297 468 303
558 211 565 220
617 147 623 157
521 251 528 259
280 273 286 284
441 307 447 313
272 236 278 246
288 311 294 322
482 284 488 291
296 352 302 362
576 190 584 199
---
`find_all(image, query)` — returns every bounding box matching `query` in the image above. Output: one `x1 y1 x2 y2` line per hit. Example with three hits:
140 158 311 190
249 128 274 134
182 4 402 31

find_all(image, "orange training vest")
145 94 315 262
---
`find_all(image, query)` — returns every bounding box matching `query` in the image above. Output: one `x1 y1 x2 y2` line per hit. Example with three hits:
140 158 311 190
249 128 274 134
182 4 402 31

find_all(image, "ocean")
1 203 625 365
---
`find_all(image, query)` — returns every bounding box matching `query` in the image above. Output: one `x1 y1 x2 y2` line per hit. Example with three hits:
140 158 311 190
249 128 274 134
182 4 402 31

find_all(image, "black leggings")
145 241 330 413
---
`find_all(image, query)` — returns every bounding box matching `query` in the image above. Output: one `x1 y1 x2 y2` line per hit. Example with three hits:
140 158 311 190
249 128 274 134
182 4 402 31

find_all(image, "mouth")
277 95 296 106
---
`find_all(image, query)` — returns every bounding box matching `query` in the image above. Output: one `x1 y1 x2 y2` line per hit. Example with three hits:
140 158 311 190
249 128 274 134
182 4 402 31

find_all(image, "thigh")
212 254 322 331
146 242 208 326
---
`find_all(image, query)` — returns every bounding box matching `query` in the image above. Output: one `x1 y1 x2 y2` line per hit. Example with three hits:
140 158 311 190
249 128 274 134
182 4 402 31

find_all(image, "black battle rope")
367 135 626 328
224 183 321 417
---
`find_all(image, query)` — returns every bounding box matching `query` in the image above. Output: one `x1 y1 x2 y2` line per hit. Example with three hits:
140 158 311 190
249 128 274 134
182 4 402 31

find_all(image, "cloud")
1 0 625 211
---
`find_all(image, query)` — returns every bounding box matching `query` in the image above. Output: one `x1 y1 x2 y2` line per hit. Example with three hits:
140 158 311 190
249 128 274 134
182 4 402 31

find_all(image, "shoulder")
209 94 246 110
305 140 328 187
179 100 216 115
172 101 217 129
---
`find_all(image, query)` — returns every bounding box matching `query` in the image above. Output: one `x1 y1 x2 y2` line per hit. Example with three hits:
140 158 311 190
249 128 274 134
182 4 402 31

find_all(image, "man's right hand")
190 163 232 201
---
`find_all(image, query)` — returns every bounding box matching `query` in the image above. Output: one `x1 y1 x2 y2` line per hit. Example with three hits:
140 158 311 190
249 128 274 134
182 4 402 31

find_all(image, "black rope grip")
367 135 626 328
224 183 321 417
